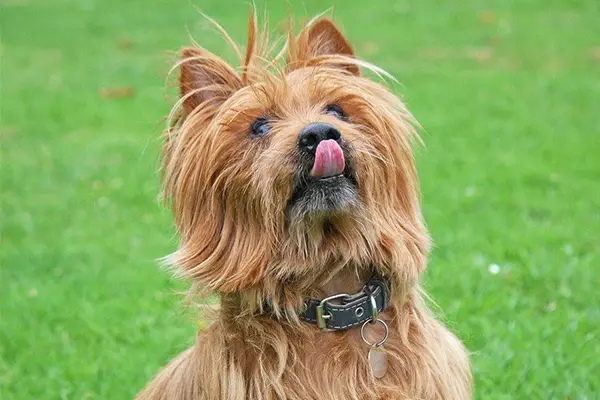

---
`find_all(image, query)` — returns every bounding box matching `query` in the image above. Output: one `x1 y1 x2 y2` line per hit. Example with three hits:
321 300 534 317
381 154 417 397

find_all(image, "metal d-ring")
360 319 389 347
369 292 378 322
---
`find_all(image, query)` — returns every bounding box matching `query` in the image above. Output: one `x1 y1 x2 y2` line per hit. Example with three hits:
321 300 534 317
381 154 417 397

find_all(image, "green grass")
1 0 599 398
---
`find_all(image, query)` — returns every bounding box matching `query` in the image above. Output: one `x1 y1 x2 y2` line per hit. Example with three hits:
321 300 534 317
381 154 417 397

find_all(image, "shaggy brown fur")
137 11 472 400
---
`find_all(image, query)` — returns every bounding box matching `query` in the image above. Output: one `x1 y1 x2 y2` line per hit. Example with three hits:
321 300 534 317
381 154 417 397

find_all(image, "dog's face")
163 18 430 302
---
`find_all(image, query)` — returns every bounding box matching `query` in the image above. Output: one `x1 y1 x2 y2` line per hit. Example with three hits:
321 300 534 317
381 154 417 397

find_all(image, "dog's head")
162 15 430 307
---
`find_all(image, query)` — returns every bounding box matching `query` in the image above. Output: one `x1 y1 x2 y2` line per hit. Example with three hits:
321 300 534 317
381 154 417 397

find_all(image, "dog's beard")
287 174 359 220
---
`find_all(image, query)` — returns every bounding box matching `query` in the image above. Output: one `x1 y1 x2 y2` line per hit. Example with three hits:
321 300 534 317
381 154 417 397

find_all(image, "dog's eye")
324 104 347 121
250 117 271 137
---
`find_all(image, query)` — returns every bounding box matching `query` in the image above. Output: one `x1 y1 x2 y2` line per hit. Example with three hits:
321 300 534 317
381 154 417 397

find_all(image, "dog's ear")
292 18 359 75
179 47 242 114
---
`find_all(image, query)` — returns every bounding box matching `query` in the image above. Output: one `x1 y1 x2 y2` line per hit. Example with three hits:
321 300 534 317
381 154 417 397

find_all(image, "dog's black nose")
298 123 341 155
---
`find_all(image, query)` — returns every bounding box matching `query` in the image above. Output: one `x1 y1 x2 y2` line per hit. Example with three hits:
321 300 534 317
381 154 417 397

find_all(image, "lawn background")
1 0 599 398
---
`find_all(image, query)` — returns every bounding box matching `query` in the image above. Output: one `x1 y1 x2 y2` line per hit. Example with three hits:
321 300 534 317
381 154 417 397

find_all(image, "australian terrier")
137 12 472 400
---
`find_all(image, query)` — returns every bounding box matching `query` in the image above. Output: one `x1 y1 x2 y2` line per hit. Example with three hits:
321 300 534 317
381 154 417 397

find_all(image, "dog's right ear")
289 18 359 75
179 47 242 114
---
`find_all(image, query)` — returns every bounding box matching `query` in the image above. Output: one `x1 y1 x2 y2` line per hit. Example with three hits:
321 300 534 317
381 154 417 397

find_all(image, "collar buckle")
316 293 350 330
291 277 390 331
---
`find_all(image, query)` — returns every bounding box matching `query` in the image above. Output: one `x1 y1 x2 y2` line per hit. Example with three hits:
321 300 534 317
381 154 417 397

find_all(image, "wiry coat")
137 12 472 400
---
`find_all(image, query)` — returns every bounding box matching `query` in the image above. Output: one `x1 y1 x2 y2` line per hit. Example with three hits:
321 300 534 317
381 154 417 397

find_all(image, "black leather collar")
299 277 390 330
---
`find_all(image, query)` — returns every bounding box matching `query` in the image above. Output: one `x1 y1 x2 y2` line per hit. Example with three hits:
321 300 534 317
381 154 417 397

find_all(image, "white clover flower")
488 263 500 275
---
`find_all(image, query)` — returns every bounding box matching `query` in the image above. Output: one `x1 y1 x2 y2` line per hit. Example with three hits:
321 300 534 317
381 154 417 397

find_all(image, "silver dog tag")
368 345 388 378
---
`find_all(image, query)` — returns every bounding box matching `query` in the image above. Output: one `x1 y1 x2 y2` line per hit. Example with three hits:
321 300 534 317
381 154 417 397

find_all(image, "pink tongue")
311 139 345 178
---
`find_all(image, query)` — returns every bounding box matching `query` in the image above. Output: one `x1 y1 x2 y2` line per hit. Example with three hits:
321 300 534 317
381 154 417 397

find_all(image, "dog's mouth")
287 143 359 218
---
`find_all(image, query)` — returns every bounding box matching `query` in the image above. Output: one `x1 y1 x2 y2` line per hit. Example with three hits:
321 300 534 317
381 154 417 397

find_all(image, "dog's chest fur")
156 298 471 400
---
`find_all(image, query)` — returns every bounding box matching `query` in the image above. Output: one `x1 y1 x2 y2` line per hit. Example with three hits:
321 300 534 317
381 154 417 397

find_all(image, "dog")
136 12 472 400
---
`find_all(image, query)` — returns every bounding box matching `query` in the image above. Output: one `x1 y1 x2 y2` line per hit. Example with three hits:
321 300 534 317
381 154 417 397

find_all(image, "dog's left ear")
292 18 359 75
179 47 242 115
